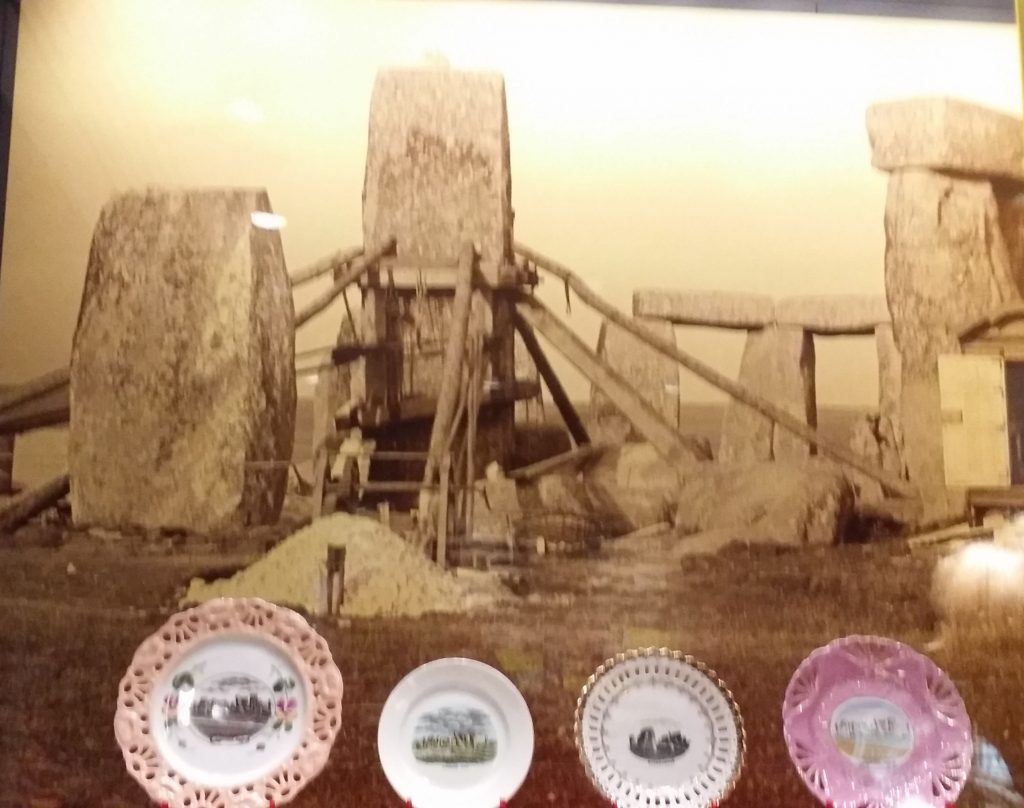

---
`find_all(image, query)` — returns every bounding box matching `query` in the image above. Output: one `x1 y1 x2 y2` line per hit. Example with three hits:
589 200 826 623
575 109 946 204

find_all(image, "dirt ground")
1 518 1022 808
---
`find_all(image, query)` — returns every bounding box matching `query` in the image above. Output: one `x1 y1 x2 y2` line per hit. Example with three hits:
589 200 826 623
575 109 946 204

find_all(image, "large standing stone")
883 170 1020 514
867 98 1024 182
590 317 680 443
719 326 816 463
70 189 296 531
362 67 512 281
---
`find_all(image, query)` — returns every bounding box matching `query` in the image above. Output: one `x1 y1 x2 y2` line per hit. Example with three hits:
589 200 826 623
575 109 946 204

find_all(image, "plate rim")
573 646 747 807
781 633 974 808
113 597 344 808
376 656 535 808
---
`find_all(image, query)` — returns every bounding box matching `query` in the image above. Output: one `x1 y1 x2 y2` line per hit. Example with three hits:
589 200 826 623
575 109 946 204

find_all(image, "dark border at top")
529 0 1015 23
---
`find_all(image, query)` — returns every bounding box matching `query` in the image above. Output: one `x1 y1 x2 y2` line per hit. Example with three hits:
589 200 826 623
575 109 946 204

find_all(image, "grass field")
2 515 1023 808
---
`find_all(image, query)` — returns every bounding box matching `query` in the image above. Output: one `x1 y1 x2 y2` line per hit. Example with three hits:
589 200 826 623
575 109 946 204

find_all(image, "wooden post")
294 238 396 329
0 368 69 415
420 243 476 527
377 501 391 529
0 474 69 534
437 453 451 567
289 245 364 287
465 334 482 545
513 313 590 447
325 545 347 616
0 418 12 494
515 242 917 499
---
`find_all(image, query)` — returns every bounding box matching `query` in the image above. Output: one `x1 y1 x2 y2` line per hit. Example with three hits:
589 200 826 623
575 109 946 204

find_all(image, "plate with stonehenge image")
113 598 343 807
782 634 973 808
377 657 534 808
574 648 745 808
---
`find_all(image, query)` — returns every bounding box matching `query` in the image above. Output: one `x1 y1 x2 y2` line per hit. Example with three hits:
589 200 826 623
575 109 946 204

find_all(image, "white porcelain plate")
575 648 745 808
377 658 535 808
114 598 344 807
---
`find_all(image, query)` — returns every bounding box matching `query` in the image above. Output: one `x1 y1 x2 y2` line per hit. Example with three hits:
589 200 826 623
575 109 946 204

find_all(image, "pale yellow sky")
2 0 1022 482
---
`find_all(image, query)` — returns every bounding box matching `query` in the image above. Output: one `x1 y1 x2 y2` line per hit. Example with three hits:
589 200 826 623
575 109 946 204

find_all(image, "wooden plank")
516 243 916 499
0 384 70 434
507 444 609 481
515 296 708 466
0 474 69 533
0 368 69 414
294 238 396 329
938 353 1010 487
289 245 363 287
513 309 591 447
420 243 476 525
437 453 451 567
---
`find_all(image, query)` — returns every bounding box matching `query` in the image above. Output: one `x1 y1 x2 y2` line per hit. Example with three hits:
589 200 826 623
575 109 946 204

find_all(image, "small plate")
377 658 534 808
782 635 973 808
575 648 745 807
114 598 343 807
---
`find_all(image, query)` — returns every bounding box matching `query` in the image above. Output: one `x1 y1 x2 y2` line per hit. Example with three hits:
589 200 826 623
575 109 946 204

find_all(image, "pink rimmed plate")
114 598 343 807
782 635 972 808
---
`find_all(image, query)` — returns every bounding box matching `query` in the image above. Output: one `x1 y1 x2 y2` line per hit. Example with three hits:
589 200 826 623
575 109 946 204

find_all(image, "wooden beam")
513 310 591 447
507 444 609 481
420 243 476 525
289 245 364 287
0 474 69 533
0 368 69 414
515 296 709 466
294 238 396 329
0 385 69 435
516 242 917 499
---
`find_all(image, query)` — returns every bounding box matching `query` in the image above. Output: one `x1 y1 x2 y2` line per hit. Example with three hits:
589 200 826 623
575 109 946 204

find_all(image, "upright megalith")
718 325 815 463
70 188 296 531
868 98 1024 516
363 67 513 282
590 317 680 443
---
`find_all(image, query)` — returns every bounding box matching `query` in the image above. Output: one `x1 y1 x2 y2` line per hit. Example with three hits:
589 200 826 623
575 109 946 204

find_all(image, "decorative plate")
782 635 973 808
377 657 534 808
114 598 343 807
574 648 745 807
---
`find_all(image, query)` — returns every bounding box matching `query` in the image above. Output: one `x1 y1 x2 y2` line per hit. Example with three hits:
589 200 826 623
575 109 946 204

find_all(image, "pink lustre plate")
114 598 343 807
782 635 972 808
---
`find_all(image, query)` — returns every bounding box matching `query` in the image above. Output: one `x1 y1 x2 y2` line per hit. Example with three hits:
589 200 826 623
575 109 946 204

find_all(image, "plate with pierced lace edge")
574 648 746 808
114 598 343 808
782 635 972 808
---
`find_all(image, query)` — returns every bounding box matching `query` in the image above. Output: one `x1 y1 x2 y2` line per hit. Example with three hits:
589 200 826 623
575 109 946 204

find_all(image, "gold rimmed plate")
575 648 745 808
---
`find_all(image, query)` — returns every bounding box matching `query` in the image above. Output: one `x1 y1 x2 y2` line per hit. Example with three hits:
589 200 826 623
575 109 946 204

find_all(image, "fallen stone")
363 67 512 282
674 460 854 546
584 442 681 531
882 170 1021 515
185 513 506 617
719 326 816 463
535 473 592 516
591 317 680 441
774 295 890 335
69 188 295 532
633 289 774 329
867 98 1024 182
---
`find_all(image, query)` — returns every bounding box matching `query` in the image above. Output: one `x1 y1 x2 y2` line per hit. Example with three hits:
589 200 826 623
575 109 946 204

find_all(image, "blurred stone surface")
719 326 816 463
633 289 774 329
363 67 512 281
867 98 1024 181
70 188 295 531
883 170 1020 515
584 442 681 531
774 295 890 334
674 459 854 546
590 317 680 443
